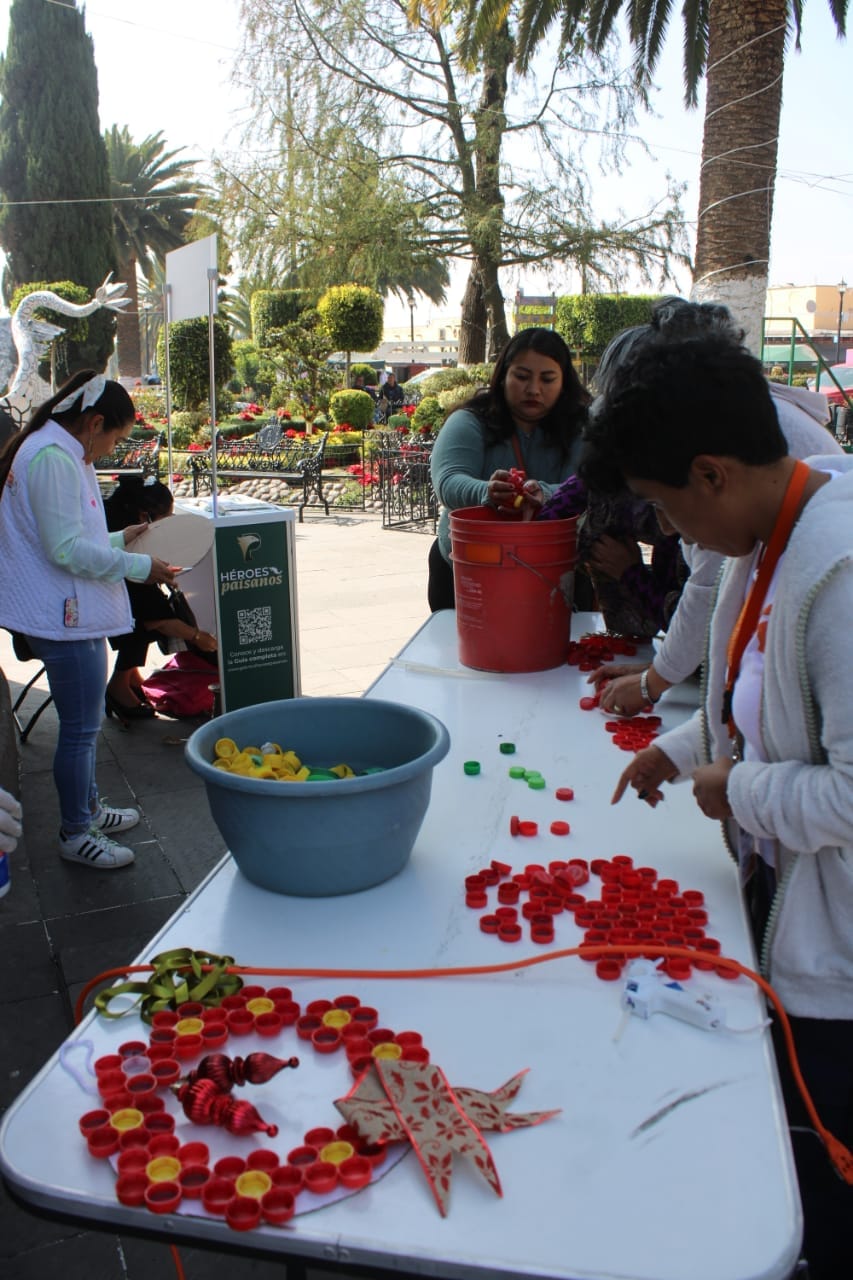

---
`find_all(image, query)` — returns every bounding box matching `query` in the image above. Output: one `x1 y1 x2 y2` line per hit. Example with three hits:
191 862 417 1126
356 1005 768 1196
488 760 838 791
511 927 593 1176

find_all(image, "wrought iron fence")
378 436 438 530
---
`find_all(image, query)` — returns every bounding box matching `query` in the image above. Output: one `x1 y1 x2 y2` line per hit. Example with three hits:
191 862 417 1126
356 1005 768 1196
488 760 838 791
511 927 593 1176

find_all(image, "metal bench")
189 429 330 521
95 433 163 485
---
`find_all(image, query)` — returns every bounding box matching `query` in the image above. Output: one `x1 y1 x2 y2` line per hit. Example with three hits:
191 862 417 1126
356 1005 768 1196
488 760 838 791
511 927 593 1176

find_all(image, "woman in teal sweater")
428 328 590 610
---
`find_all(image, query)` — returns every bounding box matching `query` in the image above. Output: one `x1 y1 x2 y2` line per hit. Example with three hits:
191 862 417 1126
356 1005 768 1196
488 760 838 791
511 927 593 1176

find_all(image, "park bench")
189 423 330 520
95 432 163 485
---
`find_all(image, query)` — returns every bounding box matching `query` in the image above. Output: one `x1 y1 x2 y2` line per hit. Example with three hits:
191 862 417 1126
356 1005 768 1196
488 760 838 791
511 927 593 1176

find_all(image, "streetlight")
408 295 415 347
837 278 847 365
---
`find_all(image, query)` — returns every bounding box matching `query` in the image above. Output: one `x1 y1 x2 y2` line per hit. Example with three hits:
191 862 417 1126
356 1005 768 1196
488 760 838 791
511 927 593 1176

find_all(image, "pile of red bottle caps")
567 633 639 671
465 854 723 984
465 857 591 947
601 713 662 752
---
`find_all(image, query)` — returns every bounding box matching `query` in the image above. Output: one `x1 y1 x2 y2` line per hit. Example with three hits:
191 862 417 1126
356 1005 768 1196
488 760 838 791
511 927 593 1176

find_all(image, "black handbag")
156 585 200 654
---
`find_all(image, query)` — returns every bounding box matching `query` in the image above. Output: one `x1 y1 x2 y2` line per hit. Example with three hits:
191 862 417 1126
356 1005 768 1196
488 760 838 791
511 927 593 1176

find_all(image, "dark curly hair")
581 334 785 493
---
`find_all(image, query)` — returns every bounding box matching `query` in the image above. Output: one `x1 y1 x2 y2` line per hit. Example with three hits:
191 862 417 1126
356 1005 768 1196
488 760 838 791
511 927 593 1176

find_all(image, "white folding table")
0 611 801 1280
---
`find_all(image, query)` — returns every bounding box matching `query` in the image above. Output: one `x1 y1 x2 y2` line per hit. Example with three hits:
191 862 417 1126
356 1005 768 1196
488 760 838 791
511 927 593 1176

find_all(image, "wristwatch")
640 667 660 705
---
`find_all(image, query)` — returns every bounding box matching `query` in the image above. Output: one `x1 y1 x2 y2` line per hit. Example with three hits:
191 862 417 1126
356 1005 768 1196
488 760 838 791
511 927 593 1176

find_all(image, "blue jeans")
24 635 106 835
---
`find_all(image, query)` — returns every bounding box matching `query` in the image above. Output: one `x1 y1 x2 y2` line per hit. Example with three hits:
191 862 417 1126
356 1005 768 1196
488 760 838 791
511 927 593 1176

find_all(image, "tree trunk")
457 24 513 364
458 266 487 364
691 0 787 354
115 255 142 379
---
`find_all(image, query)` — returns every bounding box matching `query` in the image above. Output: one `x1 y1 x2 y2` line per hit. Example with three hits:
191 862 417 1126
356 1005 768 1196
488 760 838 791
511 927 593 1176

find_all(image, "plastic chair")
8 633 53 744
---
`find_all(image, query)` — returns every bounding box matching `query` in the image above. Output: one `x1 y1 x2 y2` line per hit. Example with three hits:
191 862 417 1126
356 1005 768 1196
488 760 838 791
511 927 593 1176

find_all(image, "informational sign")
165 235 218 323
513 292 557 331
213 517 297 711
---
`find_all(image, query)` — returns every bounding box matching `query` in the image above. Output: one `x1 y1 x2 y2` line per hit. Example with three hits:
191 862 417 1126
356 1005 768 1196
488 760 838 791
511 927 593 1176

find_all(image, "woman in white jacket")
581 333 853 1280
0 372 176 870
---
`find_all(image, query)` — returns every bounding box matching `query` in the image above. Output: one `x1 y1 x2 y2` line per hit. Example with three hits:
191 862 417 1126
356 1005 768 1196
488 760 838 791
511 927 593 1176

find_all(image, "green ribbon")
94 948 243 1024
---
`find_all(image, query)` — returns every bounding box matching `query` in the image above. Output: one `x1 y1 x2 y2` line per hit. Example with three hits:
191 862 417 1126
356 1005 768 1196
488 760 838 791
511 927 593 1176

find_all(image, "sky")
1 0 851 328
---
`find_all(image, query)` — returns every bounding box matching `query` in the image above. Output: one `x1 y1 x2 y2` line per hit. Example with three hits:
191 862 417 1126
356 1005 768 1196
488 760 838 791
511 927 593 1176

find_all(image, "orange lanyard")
722 460 811 735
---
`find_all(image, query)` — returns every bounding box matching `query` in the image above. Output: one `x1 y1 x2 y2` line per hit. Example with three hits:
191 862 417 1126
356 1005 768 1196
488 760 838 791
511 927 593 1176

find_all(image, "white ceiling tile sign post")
165 236 219 511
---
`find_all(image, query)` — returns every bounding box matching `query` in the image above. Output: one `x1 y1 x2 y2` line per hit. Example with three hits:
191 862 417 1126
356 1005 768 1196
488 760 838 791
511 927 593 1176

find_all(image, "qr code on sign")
237 606 272 646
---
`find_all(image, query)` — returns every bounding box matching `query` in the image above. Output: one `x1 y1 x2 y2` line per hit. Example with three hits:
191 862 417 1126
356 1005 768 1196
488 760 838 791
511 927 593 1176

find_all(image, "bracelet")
640 667 660 705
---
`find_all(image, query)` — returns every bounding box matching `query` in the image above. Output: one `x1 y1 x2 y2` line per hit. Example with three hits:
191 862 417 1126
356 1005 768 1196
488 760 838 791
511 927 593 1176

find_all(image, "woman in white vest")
0 371 176 870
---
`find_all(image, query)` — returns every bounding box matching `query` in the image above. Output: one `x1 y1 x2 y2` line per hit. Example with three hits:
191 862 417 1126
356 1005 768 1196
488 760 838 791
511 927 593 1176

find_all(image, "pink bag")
140 652 218 719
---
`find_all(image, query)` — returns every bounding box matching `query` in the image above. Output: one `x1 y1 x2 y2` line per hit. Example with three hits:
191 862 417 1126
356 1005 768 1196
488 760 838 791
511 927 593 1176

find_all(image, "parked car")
808 364 853 408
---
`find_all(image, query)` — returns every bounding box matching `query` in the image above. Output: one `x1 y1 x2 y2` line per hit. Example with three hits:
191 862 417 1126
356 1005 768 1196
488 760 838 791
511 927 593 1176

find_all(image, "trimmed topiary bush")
329 389 376 431
411 395 446 433
349 362 379 386
157 316 233 411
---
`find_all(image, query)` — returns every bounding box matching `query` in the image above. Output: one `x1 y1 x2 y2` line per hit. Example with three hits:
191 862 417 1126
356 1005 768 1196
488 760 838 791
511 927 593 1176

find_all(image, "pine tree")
0 0 116 303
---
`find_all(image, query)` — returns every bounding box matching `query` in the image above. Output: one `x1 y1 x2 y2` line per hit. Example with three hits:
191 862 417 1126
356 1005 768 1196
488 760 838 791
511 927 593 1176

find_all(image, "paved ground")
0 511 432 1280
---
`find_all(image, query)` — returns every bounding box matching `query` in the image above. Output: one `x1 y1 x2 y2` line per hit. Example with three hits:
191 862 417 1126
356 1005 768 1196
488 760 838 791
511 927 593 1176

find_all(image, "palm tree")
464 0 847 351
105 127 205 378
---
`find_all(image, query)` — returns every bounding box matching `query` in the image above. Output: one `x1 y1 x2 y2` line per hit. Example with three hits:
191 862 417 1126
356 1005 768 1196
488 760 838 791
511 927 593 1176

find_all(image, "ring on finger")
613 703 623 714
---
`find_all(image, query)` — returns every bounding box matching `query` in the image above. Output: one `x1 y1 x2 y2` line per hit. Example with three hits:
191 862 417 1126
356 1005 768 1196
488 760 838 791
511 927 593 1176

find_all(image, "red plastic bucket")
449 506 577 672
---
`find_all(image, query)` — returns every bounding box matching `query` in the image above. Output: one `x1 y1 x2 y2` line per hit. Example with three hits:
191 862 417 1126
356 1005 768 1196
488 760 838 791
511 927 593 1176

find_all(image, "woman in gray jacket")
582 333 852 1280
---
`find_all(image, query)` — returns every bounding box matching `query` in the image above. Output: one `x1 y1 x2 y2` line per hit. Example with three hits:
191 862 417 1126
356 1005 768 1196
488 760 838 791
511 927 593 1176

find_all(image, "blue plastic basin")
185 697 450 896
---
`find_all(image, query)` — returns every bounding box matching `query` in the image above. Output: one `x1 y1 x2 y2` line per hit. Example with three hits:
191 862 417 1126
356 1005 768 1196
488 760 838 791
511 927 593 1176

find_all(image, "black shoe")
105 691 156 725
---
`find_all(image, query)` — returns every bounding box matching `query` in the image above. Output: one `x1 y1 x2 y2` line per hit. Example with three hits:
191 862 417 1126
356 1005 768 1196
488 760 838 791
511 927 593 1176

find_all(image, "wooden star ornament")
335 1061 559 1216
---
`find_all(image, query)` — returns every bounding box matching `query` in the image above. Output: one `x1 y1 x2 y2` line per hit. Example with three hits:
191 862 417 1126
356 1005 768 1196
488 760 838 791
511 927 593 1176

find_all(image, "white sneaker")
59 827 135 869
92 804 140 834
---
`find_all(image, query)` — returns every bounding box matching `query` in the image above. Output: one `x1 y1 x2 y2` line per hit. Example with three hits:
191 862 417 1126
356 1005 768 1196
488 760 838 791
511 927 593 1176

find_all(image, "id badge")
64 597 79 628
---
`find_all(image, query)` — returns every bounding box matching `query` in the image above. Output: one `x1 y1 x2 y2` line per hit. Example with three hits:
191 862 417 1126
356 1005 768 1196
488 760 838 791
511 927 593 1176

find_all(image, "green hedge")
555 294 660 359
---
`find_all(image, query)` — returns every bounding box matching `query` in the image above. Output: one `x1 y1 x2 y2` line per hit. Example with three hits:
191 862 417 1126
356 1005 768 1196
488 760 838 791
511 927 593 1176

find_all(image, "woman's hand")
191 629 218 654
611 745 677 806
692 758 734 820
144 558 178 587
0 786 22 853
486 469 518 508
587 662 647 690
122 522 150 546
597 672 647 717
592 665 670 717
586 534 641 580
517 479 543 520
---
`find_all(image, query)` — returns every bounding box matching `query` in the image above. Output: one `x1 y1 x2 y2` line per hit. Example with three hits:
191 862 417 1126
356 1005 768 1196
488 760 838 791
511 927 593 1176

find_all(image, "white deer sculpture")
0 274 131 427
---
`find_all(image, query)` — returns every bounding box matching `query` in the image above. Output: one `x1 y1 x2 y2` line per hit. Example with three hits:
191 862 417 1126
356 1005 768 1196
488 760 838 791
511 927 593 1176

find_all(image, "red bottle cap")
262 1186 296 1224
479 914 500 934
509 815 521 836
555 787 574 801
497 881 520 904
518 820 538 837
595 959 623 981
338 1154 372 1189
179 1165 211 1198
145 1180 183 1215
116 1172 148 1207
226 1194 262 1231
305 1160 338 1195
497 922 522 942
465 890 488 909
531 926 555 945
491 859 512 877
549 820 570 836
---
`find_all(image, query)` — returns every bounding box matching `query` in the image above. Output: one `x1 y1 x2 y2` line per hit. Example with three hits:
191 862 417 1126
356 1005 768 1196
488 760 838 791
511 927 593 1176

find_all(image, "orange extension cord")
74 943 853 1184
